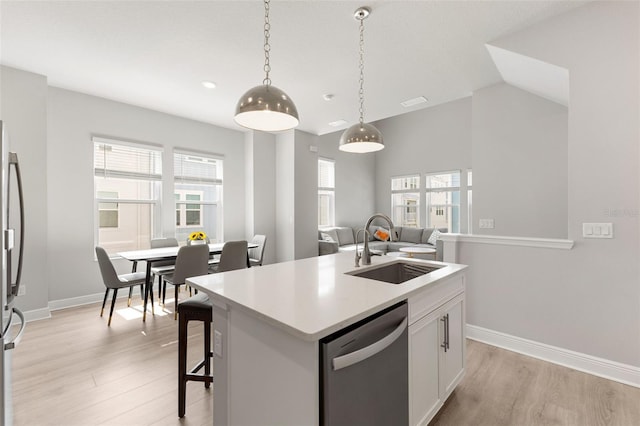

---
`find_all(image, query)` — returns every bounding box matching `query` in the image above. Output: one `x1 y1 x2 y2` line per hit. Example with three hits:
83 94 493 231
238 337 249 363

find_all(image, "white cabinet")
409 275 465 426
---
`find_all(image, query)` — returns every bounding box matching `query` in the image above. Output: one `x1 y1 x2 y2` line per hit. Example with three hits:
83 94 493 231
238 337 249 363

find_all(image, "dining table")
117 242 258 321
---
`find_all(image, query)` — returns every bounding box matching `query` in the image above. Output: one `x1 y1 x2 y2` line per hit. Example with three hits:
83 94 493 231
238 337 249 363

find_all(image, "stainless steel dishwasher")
320 301 408 426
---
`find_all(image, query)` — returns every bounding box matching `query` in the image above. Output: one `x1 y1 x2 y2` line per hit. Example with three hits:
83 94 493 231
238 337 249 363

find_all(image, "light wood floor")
12 298 640 426
12 296 213 426
431 340 640 426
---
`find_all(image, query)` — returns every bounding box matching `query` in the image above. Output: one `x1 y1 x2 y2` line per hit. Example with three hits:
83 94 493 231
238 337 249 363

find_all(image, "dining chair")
210 240 249 273
162 244 210 320
150 237 179 304
248 234 267 267
177 240 248 418
95 246 147 326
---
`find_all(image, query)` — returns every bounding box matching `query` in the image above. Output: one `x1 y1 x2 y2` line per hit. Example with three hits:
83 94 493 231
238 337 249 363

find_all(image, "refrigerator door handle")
4 307 25 350
8 152 25 296
332 317 407 371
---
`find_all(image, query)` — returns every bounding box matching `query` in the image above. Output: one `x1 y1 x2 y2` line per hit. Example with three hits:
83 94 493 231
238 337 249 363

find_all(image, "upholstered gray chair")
163 244 210 320
248 235 267 267
150 237 179 303
217 240 249 272
95 246 147 326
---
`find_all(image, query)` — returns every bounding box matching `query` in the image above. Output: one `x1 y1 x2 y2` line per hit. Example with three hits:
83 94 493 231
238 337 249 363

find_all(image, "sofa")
318 225 447 261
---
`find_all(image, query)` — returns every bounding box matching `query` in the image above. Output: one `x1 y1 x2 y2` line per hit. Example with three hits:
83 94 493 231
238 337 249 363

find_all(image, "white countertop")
187 252 467 342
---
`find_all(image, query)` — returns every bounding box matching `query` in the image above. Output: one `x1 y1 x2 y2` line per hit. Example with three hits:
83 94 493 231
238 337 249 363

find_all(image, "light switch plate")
583 223 613 238
479 219 495 229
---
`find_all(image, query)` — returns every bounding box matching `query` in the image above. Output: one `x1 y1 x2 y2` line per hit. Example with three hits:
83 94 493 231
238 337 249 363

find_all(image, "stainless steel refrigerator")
0 120 26 426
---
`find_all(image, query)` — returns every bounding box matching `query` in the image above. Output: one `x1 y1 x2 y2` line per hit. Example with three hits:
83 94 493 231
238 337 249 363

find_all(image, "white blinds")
93 137 162 181
318 158 335 189
174 151 222 185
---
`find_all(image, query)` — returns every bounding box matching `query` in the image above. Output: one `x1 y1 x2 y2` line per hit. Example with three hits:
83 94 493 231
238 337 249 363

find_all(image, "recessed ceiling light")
323 94 335 101
202 81 217 89
328 119 347 127
401 96 428 107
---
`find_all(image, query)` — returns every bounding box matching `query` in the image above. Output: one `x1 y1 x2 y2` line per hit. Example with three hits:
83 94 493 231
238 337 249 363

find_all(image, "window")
174 151 223 243
467 170 473 234
318 158 335 227
94 137 162 255
425 171 460 233
97 191 119 228
391 175 420 227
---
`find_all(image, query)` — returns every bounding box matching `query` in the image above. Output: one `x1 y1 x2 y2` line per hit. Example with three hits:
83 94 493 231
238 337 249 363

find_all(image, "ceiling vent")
401 96 428 108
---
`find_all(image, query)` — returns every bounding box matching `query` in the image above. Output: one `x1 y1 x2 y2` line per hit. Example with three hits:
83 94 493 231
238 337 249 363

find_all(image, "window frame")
391 174 421 227
173 149 224 243
425 170 461 233
318 157 335 228
93 136 163 256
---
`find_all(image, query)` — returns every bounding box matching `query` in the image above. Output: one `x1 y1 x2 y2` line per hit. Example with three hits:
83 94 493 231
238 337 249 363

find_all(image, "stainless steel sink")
346 260 442 284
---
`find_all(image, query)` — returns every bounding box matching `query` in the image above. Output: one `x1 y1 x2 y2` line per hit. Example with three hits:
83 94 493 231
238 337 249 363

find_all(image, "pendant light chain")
263 0 272 87
358 16 365 126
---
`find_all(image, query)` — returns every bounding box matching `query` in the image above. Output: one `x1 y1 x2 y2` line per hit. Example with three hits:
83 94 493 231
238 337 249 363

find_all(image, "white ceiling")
0 1 587 136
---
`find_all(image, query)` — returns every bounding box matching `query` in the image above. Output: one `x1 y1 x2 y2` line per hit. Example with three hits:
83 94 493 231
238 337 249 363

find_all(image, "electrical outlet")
214 330 223 357
17 285 26 296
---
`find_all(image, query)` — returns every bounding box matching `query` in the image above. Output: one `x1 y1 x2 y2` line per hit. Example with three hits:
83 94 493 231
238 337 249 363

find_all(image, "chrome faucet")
362 213 396 265
354 228 370 267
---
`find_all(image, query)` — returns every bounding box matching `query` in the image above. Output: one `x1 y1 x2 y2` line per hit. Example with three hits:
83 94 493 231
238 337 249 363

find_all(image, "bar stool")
177 240 248 418
178 292 213 418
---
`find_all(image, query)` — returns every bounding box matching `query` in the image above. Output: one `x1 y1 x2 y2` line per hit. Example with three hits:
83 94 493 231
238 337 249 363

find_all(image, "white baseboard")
21 307 51 322
467 324 640 388
48 291 109 312
22 291 134 322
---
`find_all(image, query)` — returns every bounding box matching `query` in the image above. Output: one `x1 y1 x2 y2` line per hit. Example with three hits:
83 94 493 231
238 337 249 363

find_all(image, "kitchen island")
187 252 467 426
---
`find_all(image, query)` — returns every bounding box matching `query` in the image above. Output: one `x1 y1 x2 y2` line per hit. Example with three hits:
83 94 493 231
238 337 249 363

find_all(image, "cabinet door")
409 311 441 426
439 295 465 399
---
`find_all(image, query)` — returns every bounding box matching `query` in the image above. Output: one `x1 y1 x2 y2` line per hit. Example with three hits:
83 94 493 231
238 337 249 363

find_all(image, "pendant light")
234 0 299 132
339 7 384 153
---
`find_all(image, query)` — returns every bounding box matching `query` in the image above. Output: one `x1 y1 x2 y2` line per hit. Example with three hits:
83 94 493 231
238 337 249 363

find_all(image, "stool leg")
204 319 211 389
178 313 188 418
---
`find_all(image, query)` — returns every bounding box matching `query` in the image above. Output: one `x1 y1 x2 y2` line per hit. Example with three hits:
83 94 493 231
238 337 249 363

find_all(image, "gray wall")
293 130 320 260
0 66 49 313
472 83 568 238
245 131 277 265
374 97 473 231
316 130 376 229
275 132 295 262
462 1 639 366
46 87 246 302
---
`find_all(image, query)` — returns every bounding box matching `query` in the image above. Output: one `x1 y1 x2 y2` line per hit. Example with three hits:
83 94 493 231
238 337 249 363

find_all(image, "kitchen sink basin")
346 260 442 284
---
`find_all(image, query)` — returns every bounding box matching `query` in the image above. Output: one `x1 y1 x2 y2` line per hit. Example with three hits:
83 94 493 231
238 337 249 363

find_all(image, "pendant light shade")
339 122 384 153
339 6 384 153
235 84 299 132
234 0 299 132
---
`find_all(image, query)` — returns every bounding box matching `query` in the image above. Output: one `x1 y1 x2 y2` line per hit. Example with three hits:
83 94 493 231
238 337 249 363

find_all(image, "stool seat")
178 292 212 312
178 293 213 418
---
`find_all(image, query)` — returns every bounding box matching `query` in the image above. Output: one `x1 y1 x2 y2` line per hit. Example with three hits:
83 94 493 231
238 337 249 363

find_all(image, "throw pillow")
427 229 441 245
320 232 334 242
374 228 390 241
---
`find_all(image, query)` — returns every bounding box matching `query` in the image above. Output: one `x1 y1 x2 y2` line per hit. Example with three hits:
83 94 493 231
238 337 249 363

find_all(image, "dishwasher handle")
332 317 407 371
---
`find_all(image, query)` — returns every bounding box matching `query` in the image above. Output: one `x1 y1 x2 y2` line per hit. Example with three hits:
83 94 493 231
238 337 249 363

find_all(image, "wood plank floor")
12 298 640 426
12 296 213 426
431 340 640 426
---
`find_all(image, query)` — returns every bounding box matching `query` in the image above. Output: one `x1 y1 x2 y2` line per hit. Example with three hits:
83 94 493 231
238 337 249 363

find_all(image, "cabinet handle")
440 314 450 352
445 313 450 351
440 316 448 352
